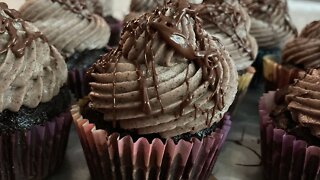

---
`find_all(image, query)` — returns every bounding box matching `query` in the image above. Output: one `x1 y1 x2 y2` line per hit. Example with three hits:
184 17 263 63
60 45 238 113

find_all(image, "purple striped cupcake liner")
229 67 255 115
68 68 90 99
259 92 320 180
105 17 123 47
71 105 231 180
0 111 72 180
263 55 303 91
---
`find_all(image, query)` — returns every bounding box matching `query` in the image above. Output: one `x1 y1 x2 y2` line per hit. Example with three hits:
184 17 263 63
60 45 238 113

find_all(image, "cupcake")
198 0 258 114
19 0 111 98
239 0 297 85
0 3 72 179
263 20 320 91
125 0 203 22
72 0 237 179
84 0 122 46
259 69 320 180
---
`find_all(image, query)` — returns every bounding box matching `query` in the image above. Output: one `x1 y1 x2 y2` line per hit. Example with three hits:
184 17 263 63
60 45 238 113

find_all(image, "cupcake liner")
67 47 113 99
229 66 256 115
259 92 320 180
0 111 72 180
68 68 90 99
105 16 123 47
263 55 302 91
71 105 231 180
250 47 281 87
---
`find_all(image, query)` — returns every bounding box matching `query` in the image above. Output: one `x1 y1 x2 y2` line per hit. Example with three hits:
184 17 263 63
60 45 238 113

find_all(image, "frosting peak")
84 0 113 17
286 69 320 138
51 0 90 18
0 3 67 112
239 0 297 48
0 3 46 58
20 0 110 57
282 21 320 69
199 0 258 71
87 0 238 138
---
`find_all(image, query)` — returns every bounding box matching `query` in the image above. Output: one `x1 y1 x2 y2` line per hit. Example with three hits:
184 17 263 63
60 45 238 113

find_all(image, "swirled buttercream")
282 21 320 69
0 3 67 112
286 69 320 138
239 0 297 48
87 0 238 138
198 0 258 71
84 0 113 17
19 0 110 57
125 0 203 22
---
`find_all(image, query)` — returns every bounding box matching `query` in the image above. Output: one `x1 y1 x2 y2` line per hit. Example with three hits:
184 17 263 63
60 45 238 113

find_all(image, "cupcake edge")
259 92 320 180
71 104 231 180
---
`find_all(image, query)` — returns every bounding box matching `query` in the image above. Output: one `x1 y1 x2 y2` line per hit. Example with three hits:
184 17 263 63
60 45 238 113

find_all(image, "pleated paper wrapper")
229 66 255 115
251 47 281 87
0 111 72 180
105 17 123 47
67 18 122 99
71 105 231 180
68 68 90 99
263 55 303 91
259 92 320 180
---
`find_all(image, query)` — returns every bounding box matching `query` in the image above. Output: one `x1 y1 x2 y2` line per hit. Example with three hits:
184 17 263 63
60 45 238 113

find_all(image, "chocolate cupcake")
239 0 297 85
72 1 237 179
0 3 72 179
198 0 258 114
264 20 320 91
259 69 320 180
19 0 111 98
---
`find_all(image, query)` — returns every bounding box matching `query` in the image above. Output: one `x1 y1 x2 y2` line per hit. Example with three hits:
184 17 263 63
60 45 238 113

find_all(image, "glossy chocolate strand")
51 0 91 18
196 2 253 59
0 3 46 58
87 0 237 137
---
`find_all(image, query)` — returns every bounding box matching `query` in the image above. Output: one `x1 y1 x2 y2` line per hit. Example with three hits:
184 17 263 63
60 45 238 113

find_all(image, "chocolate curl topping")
0 3 46 58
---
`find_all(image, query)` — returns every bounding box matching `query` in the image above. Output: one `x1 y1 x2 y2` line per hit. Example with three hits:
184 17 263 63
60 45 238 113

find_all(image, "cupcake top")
0 3 67 112
271 69 320 140
85 0 113 17
125 0 203 22
87 0 238 138
239 0 297 49
130 0 165 13
19 0 110 57
198 0 258 71
282 21 320 70
286 69 320 138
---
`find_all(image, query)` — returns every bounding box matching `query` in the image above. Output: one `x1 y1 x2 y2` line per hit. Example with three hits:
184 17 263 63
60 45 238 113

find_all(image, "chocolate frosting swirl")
286 69 320 138
198 0 258 71
282 21 320 69
87 0 238 138
0 3 67 112
19 0 110 57
239 0 297 48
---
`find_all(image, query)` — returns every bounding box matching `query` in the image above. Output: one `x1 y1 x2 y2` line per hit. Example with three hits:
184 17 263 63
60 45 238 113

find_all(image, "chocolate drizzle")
0 3 46 58
51 0 91 19
198 1 254 59
239 0 297 48
87 0 237 137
